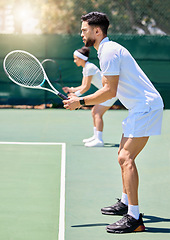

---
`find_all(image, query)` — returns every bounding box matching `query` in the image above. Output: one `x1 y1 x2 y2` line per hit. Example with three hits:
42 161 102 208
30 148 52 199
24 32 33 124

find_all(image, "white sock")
128 205 140 220
121 192 128 206
93 127 97 138
97 131 103 141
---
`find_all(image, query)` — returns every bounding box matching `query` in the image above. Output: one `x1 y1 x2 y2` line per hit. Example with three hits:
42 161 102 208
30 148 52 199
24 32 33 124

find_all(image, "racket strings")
7 53 43 86
5 52 44 87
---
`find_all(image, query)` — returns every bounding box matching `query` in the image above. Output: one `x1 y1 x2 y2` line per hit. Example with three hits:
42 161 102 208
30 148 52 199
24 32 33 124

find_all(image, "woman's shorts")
99 97 117 107
122 108 163 138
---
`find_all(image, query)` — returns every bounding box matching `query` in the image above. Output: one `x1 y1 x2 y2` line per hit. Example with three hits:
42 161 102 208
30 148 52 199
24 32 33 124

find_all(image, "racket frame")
41 58 64 87
3 50 68 100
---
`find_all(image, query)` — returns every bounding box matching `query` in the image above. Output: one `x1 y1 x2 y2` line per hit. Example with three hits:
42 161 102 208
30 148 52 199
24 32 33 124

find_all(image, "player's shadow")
71 223 108 228
71 215 170 233
143 215 170 233
73 143 119 147
104 143 119 148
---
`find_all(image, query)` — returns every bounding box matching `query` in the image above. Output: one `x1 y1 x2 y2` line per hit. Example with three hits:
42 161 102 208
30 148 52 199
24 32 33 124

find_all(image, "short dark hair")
81 12 109 35
77 46 90 58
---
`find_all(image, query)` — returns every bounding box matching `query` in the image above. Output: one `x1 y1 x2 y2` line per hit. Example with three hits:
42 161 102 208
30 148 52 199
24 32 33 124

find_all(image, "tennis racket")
3 50 68 100
41 58 64 87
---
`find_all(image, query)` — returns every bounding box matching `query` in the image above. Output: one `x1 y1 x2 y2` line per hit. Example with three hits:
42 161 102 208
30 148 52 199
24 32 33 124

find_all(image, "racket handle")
58 92 68 100
58 92 78 110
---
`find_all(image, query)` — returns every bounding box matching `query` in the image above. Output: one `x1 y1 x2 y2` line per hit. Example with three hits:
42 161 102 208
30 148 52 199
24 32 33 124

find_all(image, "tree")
0 0 169 35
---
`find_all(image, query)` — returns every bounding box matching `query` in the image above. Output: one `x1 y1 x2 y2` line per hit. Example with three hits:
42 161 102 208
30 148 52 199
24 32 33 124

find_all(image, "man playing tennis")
63 12 164 234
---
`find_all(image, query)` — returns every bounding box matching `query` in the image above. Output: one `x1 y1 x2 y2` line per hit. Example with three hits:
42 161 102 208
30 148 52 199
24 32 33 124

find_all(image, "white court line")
0 141 64 145
58 142 66 240
0 141 66 240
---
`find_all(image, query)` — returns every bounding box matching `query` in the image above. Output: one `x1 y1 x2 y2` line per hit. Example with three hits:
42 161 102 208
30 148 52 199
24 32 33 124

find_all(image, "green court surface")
0 109 169 240
0 143 64 240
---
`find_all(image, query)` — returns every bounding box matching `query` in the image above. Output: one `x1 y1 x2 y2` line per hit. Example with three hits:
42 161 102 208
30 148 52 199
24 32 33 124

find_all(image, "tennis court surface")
0 109 169 240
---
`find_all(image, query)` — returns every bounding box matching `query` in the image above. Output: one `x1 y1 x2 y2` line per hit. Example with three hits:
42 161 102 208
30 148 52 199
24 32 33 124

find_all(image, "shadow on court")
143 215 170 233
70 215 170 232
71 223 108 228
104 143 120 147
72 143 120 147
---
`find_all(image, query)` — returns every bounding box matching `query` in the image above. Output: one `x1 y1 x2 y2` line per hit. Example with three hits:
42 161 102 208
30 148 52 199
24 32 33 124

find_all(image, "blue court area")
0 109 169 240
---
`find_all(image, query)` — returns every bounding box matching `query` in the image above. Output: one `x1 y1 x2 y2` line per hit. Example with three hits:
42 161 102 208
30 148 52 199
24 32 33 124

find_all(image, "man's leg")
106 135 149 233
118 134 149 206
101 134 149 216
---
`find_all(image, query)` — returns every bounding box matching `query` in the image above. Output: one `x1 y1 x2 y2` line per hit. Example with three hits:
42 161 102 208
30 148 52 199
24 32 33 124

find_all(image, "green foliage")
38 0 170 34
2 0 170 34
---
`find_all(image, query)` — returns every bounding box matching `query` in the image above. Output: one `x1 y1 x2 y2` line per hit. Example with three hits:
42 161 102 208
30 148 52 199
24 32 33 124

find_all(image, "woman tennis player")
62 46 117 147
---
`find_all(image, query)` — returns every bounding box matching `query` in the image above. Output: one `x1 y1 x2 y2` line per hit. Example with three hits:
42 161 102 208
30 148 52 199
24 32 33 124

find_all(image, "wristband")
75 90 82 97
79 97 85 106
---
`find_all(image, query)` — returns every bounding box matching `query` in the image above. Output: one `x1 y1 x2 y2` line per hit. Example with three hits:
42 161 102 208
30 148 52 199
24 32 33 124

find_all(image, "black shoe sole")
101 211 126 216
106 224 145 234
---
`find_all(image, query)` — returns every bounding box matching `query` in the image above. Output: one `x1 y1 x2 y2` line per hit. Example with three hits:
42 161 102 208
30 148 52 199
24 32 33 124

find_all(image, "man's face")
81 21 95 47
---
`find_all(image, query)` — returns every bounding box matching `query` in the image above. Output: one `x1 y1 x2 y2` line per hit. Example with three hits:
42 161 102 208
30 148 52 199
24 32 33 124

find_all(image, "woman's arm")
63 75 92 95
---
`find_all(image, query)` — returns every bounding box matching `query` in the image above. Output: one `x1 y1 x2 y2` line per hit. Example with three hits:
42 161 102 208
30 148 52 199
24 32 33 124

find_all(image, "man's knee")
118 149 133 169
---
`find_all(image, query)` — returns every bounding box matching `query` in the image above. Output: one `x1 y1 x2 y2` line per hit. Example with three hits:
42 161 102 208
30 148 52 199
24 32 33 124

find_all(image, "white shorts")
99 97 117 107
122 108 163 138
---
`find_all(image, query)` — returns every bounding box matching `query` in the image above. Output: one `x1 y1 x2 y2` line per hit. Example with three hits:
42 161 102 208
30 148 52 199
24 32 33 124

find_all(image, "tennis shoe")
83 135 96 143
101 198 128 216
106 213 145 234
85 138 104 147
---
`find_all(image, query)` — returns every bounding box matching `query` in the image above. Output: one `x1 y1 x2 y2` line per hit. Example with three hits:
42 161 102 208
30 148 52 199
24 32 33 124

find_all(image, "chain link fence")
0 0 170 35
40 0 170 35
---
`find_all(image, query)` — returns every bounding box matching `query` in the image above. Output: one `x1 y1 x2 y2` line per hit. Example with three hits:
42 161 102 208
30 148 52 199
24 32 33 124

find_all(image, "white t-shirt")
82 61 103 89
98 37 164 112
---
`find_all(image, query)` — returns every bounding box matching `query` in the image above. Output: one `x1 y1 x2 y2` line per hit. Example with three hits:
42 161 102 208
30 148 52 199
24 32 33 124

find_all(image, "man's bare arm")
83 75 119 105
63 75 119 110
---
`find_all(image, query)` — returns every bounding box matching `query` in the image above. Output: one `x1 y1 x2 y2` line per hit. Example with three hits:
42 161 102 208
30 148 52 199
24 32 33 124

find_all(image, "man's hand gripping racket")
3 50 68 101
63 95 81 110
